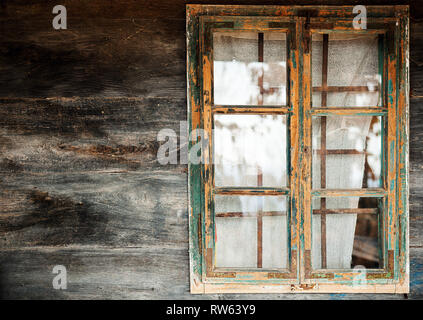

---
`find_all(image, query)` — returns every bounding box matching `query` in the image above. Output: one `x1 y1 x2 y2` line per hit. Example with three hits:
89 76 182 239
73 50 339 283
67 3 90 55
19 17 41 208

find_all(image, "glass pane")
312 33 381 107
215 195 288 269
214 114 287 187
312 115 382 189
214 32 287 105
311 197 382 270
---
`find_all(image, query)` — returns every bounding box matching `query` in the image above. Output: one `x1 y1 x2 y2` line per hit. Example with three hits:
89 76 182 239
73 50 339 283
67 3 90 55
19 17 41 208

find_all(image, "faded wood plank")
410 21 423 98
0 247 193 300
0 97 186 173
0 246 422 299
409 97 423 247
0 2 186 98
0 171 187 248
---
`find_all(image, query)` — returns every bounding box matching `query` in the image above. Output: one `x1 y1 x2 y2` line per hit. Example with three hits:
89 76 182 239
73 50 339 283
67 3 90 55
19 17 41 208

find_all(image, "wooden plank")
315 149 367 155
187 4 406 19
0 2 187 98
0 247 194 300
396 8 410 285
186 4 203 292
0 97 185 173
311 107 387 116
214 187 289 195
300 16 312 282
212 106 290 114
0 96 188 249
313 208 378 215
200 16 215 280
410 97 423 248
0 246 422 298
216 208 377 217
313 86 378 92
312 188 387 197
385 14 398 264
257 213 263 268
308 17 397 32
200 15 292 31
0 171 187 249
410 22 423 98
215 211 285 217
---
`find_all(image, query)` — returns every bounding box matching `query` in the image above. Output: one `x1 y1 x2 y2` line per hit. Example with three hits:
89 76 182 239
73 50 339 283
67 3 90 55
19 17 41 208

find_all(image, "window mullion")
289 17 308 284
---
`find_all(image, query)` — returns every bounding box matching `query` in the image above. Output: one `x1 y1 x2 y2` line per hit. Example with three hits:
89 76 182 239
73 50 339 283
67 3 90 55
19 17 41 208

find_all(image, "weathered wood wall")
0 0 422 299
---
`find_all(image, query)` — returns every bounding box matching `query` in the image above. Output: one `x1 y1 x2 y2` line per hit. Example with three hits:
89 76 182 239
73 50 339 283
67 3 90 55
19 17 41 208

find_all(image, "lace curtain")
212 32 380 269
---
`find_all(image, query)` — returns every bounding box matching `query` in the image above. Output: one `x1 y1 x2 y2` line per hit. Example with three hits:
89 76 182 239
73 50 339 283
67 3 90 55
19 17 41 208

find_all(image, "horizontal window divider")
215 208 377 217
309 17 397 32
311 188 387 197
314 149 367 155
311 268 387 274
311 29 387 34
213 105 290 114
215 211 286 217
203 15 295 30
312 86 378 93
213 268 289 273
211 27 290 32
310 17 398 23
310 107 387 116
214 187 290 195
313 208 378 215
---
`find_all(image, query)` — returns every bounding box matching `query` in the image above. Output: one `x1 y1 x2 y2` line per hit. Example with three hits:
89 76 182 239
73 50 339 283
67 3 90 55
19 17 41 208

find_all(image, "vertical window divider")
319 34 329 270
300 16 313 284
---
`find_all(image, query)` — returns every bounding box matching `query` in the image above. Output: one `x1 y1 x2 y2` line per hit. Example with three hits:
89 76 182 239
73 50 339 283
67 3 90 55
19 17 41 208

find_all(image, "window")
187 5 409 294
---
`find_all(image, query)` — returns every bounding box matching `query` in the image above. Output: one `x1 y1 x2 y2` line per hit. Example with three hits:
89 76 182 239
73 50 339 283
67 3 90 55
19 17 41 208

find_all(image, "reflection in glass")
312 33 381 107
215 195 287 269
312 116 382 189
214 32 287 105
312 197 382 269
214 114 287 188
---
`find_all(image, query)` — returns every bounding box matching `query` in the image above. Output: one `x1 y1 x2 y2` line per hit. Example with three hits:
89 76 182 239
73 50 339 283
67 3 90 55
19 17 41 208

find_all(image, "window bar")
311 107 386 116
315 149 367 155
215 208 376 218
258 32 264 105
313 86 379 92
216 211 283 218
320 34 329 269
257 32 264 269
257 165 263 268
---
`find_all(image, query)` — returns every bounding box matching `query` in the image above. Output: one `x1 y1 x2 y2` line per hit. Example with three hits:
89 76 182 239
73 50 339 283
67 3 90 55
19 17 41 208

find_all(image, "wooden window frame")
187 5 409 294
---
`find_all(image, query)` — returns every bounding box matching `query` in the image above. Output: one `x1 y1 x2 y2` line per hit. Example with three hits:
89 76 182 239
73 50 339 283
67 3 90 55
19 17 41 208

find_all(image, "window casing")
187 5 409 294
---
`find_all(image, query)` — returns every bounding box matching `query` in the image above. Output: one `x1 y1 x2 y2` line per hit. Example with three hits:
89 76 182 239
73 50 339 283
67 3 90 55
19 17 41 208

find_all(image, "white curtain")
311 34 380 269
212 32 380 270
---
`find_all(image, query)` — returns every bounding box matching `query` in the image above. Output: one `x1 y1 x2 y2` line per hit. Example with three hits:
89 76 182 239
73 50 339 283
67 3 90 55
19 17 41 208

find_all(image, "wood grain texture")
0 96 188 248
0 2 186 98
0 0 421 299
0 246 422 299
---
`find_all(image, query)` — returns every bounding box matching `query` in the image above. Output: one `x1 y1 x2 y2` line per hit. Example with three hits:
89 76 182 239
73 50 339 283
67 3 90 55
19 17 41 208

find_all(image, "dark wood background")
0 0 422 299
